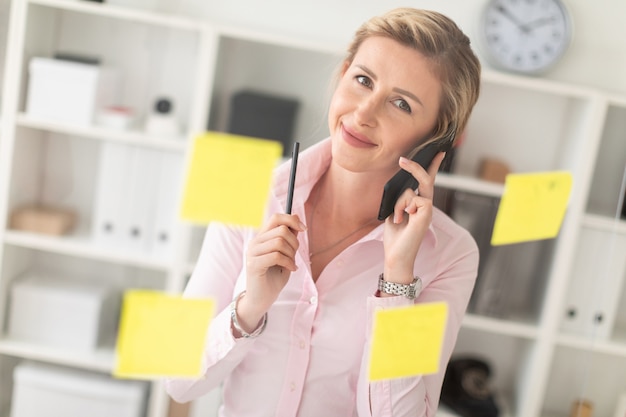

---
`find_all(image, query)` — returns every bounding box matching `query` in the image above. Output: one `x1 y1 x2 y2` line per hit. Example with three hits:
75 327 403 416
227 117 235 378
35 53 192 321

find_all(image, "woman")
166 7 481 416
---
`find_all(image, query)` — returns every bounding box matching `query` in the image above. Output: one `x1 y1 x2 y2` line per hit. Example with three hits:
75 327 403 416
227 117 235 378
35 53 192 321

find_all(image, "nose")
353 94 380 127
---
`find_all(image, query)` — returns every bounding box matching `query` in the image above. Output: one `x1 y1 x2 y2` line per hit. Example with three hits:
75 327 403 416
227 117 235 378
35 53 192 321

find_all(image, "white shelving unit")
0 1 624 417
0 0 215 416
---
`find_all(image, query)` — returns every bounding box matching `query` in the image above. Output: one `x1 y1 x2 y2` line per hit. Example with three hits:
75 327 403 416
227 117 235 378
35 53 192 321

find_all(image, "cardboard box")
26 57 119 126
9 205 76 235
11 362 148 417
477 158 511 184
168 399 191 417
8 275 120 351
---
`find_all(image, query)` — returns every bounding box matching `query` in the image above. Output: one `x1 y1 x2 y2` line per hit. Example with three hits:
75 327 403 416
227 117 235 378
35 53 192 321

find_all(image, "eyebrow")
355 64 424 108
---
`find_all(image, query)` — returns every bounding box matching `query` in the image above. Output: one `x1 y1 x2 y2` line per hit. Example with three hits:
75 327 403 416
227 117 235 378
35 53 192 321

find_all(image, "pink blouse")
165 138 479 416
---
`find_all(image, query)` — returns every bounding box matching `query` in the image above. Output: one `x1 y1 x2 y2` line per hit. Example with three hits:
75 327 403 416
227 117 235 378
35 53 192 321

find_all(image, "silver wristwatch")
378 273 422 300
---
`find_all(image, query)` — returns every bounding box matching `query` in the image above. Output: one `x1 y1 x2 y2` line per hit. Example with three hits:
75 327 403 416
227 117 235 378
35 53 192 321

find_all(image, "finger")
398 152 445 199
398 156 431 191
392 188 419 224
259 213 307 234
253 218 303 255
273 224 301 249
427 151 447 177
404 196 433 218
249 233 299 260
392 183 439 223
249 250 299 272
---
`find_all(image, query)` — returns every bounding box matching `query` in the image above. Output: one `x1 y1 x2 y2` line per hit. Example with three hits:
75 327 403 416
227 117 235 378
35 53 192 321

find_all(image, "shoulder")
204 221 256 247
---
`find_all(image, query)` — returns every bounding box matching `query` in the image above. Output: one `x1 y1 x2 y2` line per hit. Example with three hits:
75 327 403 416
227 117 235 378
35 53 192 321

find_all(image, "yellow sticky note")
114 290 215 379
369 302 448 381
491 171 573 246
180 132 283 227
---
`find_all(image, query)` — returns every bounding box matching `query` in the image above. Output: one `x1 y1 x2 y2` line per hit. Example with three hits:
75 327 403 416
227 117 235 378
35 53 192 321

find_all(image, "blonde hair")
344 8 481 149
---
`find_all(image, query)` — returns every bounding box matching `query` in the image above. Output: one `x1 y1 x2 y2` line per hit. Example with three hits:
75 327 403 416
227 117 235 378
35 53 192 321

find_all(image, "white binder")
118 146 160 253
92 142 132 247
151 150 184 257
560 225 626 340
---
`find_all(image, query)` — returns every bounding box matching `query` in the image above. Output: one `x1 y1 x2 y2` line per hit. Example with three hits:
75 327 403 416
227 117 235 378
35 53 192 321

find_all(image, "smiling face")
328 36 442 178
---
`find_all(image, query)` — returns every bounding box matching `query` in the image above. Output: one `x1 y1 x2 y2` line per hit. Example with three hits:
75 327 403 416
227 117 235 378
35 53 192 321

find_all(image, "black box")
434 188 554 320
227 90 300 156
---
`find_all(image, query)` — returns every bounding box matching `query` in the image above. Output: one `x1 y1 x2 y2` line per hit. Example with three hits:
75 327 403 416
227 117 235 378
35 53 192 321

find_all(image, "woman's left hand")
382 151 446 284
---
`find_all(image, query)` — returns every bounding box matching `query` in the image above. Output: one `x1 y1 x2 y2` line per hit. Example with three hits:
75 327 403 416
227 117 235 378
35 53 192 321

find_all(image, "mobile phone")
377 139 452 221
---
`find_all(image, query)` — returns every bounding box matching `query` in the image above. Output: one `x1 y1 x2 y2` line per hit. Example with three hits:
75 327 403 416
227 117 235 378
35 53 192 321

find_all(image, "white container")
8 275 120 351
26 57 119 126
11 361 148 417
144 97 181 137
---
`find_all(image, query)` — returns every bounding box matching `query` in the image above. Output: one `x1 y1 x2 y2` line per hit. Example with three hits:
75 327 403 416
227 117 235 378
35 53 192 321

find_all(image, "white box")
8 275 120 351
11 362 148 417
26 57 119 126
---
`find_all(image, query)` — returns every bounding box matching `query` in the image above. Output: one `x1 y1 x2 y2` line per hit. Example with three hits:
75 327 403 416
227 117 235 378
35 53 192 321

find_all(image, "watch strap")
230 291 267 338
378 273 422 299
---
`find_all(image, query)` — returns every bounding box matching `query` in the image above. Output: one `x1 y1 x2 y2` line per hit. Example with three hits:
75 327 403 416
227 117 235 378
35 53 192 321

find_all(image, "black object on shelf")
433 188 554 320
227 90 300 156
155 98 173 114
53 52 101 65
621 188 626 219
440 357 500 417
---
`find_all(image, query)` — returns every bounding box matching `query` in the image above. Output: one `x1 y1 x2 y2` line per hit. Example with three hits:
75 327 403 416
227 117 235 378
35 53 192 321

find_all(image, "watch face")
481 0 572 74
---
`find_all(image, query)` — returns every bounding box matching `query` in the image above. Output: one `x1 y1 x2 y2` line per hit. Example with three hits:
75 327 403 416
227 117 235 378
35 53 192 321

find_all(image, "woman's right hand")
236 213 306 333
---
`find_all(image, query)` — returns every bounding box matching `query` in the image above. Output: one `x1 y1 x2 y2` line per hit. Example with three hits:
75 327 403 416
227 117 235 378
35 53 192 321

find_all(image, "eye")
356 75 373 88
393 98 412 113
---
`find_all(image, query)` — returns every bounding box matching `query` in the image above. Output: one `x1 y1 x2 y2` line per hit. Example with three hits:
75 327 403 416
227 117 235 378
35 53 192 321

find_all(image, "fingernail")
299 221 307 230
399 156 409 164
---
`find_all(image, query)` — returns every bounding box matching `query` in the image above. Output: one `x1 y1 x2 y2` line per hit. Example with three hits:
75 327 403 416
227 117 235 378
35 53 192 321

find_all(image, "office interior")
0 0 625 416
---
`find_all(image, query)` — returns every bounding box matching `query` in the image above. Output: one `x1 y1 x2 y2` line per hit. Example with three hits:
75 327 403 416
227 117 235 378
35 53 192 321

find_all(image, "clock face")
481 0 572 74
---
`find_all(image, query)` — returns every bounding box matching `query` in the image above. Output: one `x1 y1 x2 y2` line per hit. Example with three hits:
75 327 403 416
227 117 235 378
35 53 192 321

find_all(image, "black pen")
285 141 300 214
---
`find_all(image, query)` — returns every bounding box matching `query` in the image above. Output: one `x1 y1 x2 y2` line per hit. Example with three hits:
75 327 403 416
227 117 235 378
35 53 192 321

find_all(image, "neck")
306 163 387 269
315 164 386 224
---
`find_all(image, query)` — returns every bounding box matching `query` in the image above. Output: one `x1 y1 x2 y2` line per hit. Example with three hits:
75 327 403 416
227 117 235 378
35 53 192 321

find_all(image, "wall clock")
480 0 573 75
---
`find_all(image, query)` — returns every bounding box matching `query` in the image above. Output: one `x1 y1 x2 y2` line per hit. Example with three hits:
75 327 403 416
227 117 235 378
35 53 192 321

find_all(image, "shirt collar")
273 138 332 211
272 137 437 246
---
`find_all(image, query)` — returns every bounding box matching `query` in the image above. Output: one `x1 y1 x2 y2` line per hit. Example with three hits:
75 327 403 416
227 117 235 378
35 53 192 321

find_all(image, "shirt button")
309 296 317 305
290 382 296 392
299 340 306 349
337 259 344 267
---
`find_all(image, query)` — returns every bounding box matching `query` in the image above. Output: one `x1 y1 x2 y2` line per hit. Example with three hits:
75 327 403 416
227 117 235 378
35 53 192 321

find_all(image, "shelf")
556 333 626 358
437 402 513 417
608 93 626 107
435 173 504 198
481 69 597 98
3 230 172 271
215 23 339 56
582 213 626 235
28 0 207 32
462 314 539 340
16 113 188 152
0 337 114 373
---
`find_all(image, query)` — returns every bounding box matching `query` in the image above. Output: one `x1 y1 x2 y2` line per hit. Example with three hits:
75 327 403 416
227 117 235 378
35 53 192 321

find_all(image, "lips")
341 124 376 148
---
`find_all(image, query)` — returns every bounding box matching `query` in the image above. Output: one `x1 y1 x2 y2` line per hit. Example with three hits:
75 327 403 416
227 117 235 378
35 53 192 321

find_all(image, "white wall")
127 0 626 96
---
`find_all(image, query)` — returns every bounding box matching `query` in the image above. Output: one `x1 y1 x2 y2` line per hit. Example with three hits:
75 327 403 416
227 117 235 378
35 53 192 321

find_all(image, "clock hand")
521 16 557 31
494 5 527 32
